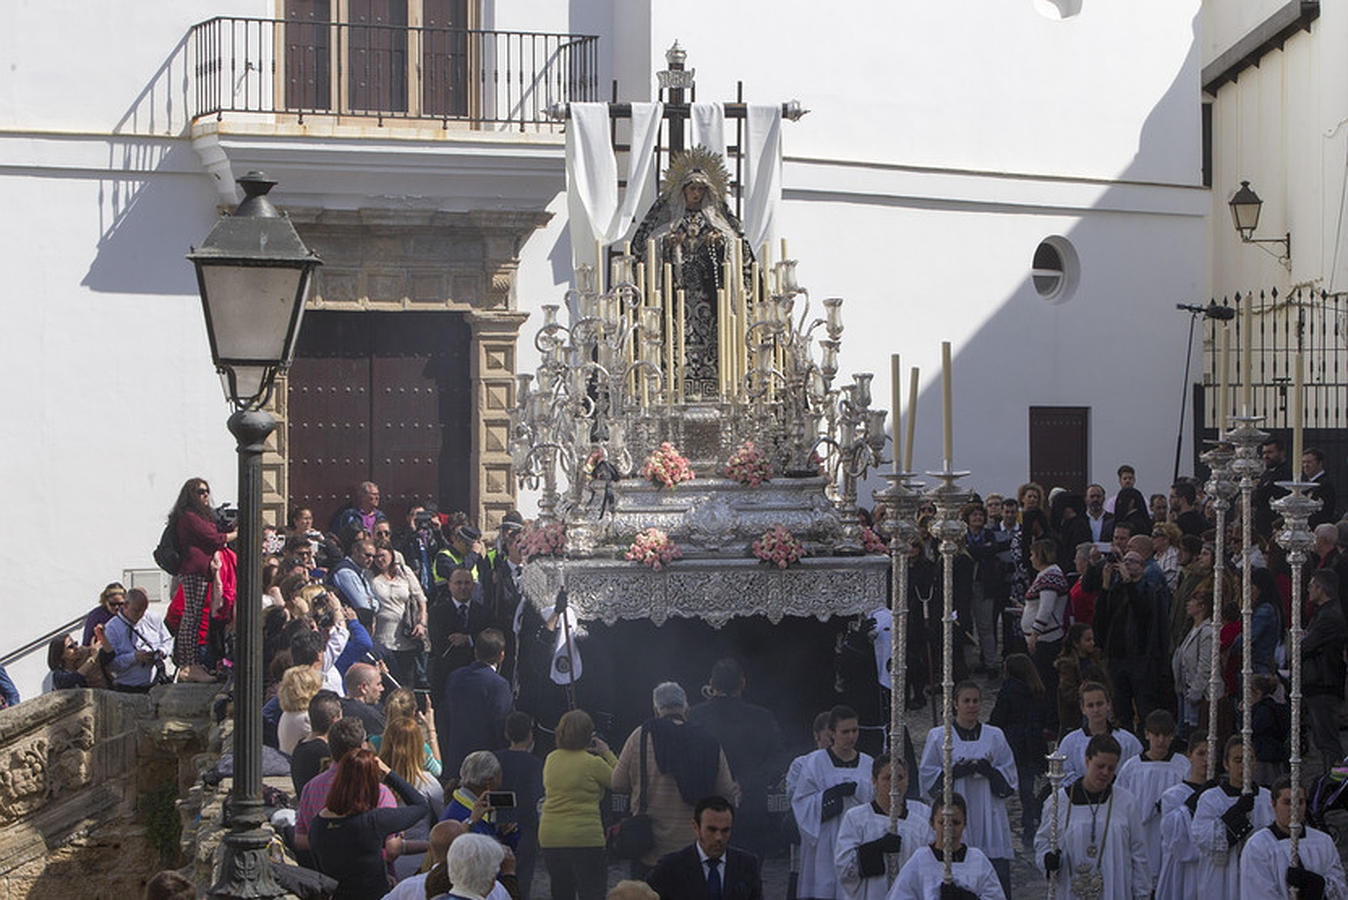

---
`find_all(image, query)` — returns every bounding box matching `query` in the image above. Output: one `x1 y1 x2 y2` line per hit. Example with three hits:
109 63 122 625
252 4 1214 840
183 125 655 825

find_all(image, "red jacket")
167 547 237 641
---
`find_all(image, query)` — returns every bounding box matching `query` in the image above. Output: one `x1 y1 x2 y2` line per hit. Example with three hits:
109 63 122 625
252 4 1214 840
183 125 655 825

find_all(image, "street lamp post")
188 171 321 900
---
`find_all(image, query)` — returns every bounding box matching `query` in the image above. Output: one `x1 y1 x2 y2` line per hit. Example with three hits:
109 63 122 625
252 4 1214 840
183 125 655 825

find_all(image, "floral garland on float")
642 442 695 488
626 528 682 570
753 526 806 569
520 521 566 562
724 440 772 486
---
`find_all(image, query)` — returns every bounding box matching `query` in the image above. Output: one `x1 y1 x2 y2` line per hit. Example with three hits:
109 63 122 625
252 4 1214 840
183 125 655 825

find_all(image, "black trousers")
543 846 607 900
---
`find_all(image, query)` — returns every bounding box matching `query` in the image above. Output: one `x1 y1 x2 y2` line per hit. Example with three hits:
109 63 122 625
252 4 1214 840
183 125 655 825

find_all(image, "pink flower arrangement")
753 526 806 569
861 526 889 555
520 521 566 562
724 441 772 486
642 442 695 489
626 527 682 570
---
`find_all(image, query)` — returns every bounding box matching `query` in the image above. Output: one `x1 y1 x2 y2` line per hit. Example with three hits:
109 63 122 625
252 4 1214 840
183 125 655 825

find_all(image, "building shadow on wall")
81 30 210 296
855 8 1206 502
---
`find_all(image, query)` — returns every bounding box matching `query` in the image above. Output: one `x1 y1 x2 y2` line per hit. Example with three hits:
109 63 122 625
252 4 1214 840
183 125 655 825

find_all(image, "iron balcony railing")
190 16 599 129
1200 288 1348 431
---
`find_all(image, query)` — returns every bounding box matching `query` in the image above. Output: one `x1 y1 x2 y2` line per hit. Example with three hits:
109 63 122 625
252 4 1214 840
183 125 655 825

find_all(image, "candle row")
888 341 955 474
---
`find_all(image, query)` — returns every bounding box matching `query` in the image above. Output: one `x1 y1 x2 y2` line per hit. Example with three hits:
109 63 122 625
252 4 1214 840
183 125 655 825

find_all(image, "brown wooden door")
284 0 332 110
1028 406 1089 494
348 0 409 112
422 0 469 117
288 311 471 532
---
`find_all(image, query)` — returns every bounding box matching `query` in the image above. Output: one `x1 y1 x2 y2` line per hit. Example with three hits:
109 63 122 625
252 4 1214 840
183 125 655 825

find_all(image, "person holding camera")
168 478 235 670
105 588 174 692
397 502 447 596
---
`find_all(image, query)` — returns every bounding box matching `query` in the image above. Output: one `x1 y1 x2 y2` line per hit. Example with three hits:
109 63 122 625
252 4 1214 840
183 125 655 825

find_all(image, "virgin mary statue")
632 147 752 400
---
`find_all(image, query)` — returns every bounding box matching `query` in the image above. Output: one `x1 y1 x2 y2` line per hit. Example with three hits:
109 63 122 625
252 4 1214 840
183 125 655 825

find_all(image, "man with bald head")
340 662 385 735
1095 549 1170 734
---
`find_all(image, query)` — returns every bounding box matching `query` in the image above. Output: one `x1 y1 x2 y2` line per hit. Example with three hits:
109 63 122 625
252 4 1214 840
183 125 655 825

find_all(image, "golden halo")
661 145 731 202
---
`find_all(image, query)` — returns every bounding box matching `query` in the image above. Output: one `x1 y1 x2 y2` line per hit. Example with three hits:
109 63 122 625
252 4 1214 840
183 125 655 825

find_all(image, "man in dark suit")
1253 437 1292 538
442 627 514 778
429 565 494 750
1084 483 1115 544
646 795 763 900
1303 447 1339 528
688 659 784 859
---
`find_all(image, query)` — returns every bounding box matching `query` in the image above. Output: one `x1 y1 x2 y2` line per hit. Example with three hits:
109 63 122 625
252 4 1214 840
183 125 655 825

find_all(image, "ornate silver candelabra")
1201 437 1238 779
926 468 971 884
1045 744 1067 900
873 472 925 833
1228 413 1268 795
1273 481 1321 875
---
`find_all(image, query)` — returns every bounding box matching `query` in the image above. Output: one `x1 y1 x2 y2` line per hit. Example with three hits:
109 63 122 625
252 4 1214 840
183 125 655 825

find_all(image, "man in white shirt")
104 588 173 691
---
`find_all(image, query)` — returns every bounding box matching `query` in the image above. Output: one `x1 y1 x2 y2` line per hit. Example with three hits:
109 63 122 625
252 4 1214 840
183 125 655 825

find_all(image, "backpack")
153 520 181 575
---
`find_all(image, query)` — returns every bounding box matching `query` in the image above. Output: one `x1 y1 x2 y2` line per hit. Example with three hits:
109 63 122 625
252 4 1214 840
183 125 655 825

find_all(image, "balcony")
189 16 599 131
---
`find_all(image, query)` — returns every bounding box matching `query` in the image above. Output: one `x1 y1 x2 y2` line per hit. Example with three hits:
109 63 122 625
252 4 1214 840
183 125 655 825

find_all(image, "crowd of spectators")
23 438 1348 898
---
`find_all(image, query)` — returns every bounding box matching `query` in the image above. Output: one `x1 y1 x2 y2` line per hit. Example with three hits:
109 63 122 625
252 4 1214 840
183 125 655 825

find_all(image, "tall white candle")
1218 324 1230 433
904 367 919 473
1242 295 1253 413
891 354 902 473
1292 349 1304 471
941 341 954 469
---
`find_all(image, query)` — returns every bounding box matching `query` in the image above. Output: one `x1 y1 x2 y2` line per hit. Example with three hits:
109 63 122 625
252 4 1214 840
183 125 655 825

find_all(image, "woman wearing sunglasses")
48 627 111 690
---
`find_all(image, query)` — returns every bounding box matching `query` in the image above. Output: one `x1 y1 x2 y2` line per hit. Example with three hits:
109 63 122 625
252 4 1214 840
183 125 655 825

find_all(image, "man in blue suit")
442 627 513 778
646 795 764 900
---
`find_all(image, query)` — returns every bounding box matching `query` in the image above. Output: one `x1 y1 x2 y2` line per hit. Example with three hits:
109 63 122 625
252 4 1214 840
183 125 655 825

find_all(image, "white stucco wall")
1204 2 1348 296
1 0 1208 698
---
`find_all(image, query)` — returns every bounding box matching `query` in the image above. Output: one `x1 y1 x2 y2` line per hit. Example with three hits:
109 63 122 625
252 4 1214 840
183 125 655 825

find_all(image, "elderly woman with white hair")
445 833 506 900
440 750 519 850
611 681 736 870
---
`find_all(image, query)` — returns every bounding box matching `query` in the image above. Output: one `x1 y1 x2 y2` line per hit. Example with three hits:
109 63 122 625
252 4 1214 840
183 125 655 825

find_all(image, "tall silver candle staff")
1045 745 1067 900
1228 412 1268 795
1200 438 1237 779
926 469 970 885
874 471 924 837
1273 481 1320 882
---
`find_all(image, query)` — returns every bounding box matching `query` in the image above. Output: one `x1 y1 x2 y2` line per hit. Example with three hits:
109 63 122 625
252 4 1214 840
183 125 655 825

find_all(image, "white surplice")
1113 751 1190 879
1034 783 1152 900
834 800 932 900
791 748 874 899
886 845 1005 900
1191 783 1275 900
1058 726 1143 788
1239 824 1348 900
1154 781 1204 900
918 724 1018 861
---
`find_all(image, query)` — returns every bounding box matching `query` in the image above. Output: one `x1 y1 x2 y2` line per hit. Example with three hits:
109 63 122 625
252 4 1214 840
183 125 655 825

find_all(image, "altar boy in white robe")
1240 775 1348 900
1191 736 1275 900
792 705 874 900
1155 729 1211 900
1113 708 1190 881
834 754 931 900
1036 733 1152 900
918 681 1017 898
888 792 1005 900
1058 681 1143 789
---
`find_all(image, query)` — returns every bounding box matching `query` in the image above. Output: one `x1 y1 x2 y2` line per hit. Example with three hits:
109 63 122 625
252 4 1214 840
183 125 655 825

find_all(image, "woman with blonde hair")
1151 521 1183 593
378 715 443 878
371 687 442 780
277 665 323 755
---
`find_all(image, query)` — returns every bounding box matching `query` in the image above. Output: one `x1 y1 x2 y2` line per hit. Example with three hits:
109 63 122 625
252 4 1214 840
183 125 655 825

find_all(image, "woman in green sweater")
539 708 618 899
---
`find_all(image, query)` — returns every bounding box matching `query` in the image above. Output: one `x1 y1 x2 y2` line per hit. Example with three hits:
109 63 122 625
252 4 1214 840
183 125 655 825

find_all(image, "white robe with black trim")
1057 726 1143 788
834 800 932 900
1154 780 1203 900
791 748 874 900
1113 751 1189 879
1034 783 1152 900
1191 782 1275 900
1238 824 1348 900
886 845 1005 900
917 723 1017 861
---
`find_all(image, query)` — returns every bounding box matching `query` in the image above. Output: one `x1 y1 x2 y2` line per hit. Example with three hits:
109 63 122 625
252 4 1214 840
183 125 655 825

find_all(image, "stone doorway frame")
258 207 549 532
